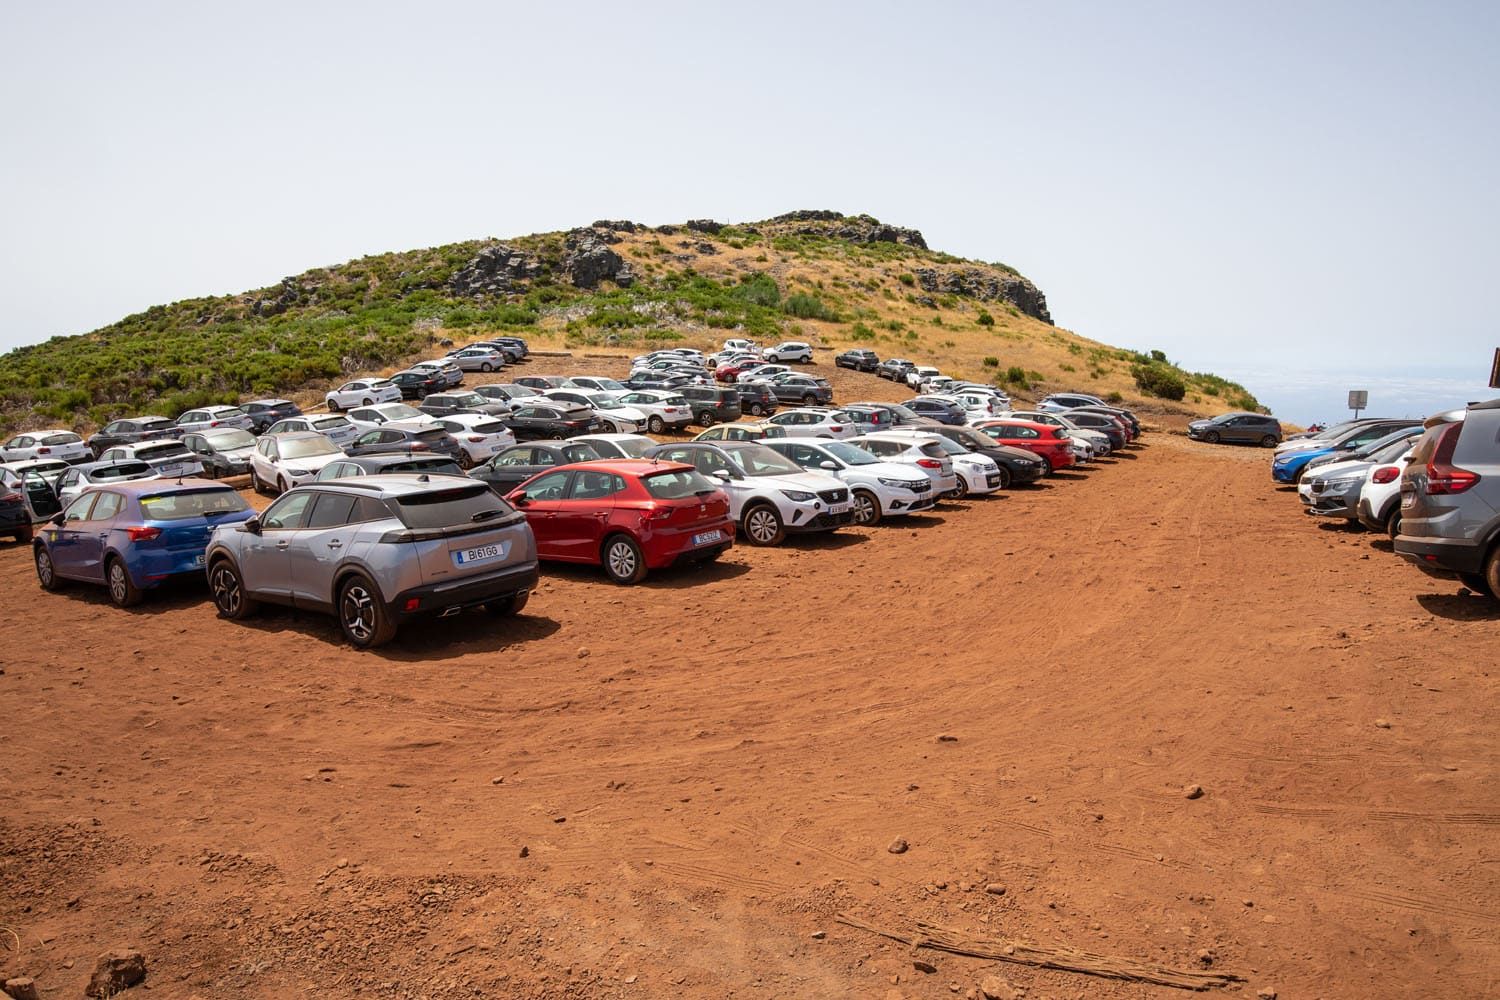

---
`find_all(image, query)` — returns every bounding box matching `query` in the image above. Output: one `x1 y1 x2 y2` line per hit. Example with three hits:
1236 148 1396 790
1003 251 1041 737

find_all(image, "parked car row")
1257 401 1500 603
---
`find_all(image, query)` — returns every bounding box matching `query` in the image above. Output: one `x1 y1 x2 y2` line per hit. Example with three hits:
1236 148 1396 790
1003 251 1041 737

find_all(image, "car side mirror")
243 516 262 535
820 461 839 471
49 512 65 526
711 469 731 481
508 492 529 507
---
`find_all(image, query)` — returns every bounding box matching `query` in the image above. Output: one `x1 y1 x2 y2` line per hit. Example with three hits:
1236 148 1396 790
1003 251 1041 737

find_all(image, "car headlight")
878 477 915 489
287 467 311 477
780 489 816 502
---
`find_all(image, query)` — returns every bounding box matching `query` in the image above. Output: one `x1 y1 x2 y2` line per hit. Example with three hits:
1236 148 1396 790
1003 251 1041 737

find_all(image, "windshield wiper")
471 509 509 522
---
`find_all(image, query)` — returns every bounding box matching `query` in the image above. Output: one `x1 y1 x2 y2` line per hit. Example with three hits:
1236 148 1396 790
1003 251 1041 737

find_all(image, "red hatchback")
974 419 1075 474
506 459 735 584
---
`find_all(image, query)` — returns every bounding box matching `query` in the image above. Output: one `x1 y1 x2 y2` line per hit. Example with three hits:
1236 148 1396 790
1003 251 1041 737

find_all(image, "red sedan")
506 459 735 584
973 419 1075 474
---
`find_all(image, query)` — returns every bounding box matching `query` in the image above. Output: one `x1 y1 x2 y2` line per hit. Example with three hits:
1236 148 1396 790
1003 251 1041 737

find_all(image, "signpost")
1490 348 1500 390
1348 390 1368 419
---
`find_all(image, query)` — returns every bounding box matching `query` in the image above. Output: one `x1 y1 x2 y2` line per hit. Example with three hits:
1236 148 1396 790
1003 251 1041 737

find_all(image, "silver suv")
1394 399 1500 597
204 475 539 647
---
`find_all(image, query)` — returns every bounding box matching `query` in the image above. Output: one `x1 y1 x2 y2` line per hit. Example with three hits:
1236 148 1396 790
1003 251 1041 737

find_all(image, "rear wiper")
694 489 716 496
471 509 509 522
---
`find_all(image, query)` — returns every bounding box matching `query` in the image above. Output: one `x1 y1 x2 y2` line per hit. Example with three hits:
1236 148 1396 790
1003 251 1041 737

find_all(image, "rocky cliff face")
914 267 1051 324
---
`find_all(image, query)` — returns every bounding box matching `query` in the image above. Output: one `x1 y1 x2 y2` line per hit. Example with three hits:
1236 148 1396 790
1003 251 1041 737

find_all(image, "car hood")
221 446 256 460
855 461 930 483
741 469 845 493
1275 438 1334 455
1310 459 1373 480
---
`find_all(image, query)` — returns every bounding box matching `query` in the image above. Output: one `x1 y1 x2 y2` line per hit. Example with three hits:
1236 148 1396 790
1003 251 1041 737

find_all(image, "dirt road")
2 430 1496 999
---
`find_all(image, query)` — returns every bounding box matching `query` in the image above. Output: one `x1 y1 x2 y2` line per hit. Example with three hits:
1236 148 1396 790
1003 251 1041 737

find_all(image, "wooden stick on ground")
836 911 1246 992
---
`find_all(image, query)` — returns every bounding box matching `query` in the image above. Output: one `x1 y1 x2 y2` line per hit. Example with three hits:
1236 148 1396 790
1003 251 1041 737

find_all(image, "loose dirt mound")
1 426 1495 998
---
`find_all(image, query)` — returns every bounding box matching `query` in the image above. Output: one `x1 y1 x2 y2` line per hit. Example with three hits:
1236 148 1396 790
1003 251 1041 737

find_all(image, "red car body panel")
974 419 1075 471
507 459 735 570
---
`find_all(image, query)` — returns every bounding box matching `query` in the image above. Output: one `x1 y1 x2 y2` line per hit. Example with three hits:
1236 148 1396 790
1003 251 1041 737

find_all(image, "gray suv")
1187 412 1283 446
1394 399 1500 597
204 475 539 647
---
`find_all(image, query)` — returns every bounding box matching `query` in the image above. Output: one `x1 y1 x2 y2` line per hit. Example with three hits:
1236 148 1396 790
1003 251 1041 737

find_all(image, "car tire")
743 503 784 546
14 525 34 543
481 363 494 372
485 590 530 617
250 469 266 495
548 432 565 441
954 476 970 499
458 451 475 470
203 463 218 480
1038 456 1053 476
802 394 816 406
648 415 665 434
277 475 289 495
851 488 881 526
209 559 258 620
362 397 373 406
602 534 647 585
1459 571 1493 597
749 403 764 417
698 412 716 428
1260 434 1279 448
1482 546 1500 602
1385 509 1402 540
339 573 397 649
995 466 1012 490
1203 431 1220 444
327 399 341 412
105 556 143 608
35 546 64 591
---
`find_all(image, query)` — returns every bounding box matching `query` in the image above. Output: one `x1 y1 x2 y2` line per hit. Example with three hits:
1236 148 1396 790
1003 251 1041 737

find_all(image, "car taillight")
1426 424 1479 494
467 436 485 443
916 458 942 469
126 526 162 542
37 447 51 454
209 421 221 427
1372 466 1400 485
412 443 429 451
1 491 21 503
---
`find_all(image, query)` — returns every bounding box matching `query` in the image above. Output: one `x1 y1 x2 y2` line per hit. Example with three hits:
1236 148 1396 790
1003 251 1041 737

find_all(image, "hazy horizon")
3 1 1496 417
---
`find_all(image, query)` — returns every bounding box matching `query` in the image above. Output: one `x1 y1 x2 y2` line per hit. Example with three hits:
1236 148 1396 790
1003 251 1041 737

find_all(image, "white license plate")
692 530 722 546
453 541 507 567
829 502 850 515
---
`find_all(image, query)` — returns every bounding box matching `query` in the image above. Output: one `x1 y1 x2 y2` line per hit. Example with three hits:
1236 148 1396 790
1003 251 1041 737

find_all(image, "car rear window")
140 419 176 432
919 443 947 459
416 429 449 444
312 416 350 430
388 459 464 475
41 433 82 445
139 488 250 520
471 421 507 435
136 443 191 461
643 469 718 499
393 484 516 529
96 461 152 480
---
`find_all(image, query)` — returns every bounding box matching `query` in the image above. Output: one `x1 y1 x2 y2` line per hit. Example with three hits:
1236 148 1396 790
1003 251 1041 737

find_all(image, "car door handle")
275 540 291 550
326 540 343 549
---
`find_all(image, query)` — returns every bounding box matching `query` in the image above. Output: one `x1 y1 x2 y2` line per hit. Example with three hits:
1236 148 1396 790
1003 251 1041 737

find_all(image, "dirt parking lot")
1 398 1497 998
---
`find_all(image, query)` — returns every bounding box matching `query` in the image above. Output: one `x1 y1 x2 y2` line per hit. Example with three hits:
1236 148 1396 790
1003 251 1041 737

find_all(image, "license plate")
829 502 850 515
191 553 205 568
453 541 507 567
692 530 722 546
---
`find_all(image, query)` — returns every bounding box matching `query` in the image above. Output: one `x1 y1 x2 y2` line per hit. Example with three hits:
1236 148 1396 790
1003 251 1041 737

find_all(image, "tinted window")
517 471 570 501
136 443 191 461
570 471 626 500
394 484 515 528
306 493 359 529
41 433 81 445
140 488 249 520
642 469 717 499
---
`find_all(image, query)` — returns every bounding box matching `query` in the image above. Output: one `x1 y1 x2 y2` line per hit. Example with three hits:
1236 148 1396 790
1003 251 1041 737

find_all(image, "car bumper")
0 506 30 531
645 520 737 568
1393 535 1485 576
877 485 935 515
389 561 540 617
1355 495 1391 532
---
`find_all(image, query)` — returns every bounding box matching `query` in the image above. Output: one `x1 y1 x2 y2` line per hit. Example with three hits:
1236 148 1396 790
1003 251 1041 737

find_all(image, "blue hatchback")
33 479 255 607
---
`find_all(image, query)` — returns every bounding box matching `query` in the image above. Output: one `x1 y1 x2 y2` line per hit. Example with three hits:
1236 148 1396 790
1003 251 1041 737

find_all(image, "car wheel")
327 399 341 412
105 557 143 608
953 476 970 499
485 590 530 616
749 403 764 417
699 412 716 428
1038 456 1053 476
1260 434 1278 448
851 488 881 526
277 475 289 494
1203 431 1220 444
481 363 494 372
1483 546 1500 602
743 503 784 546
1385 509 1402 540
802 394 816 406
1459 571 1494 597
209 559 258 620
548 431 565 441
362 397 373 406
250 469 266 495
648 415 665 434
339 573 396 649
995 466 1012 490
602 534 647 585
458 451 475 470
35 546 64 591
203 463 218 480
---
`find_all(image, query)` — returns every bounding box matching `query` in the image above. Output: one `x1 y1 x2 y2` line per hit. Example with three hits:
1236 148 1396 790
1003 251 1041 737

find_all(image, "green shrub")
1106 391 1123 403
850 322 876 341
783 293 838 321
1131 362 1187 400
976 310 995 327
982 356 999 368
897 273 915 286
1005 365 1026 384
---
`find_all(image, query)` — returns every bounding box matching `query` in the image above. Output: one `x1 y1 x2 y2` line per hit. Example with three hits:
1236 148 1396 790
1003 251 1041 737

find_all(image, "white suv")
762 341 813 363
645 441 852 545
327 378 401 410
849 432 960 497
250 432 346 494
764 438 934 525
174 405 256 434
764 408 855 439
1357 444 1416 537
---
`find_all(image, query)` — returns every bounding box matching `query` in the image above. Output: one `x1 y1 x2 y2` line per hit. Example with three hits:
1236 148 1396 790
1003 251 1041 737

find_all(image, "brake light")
1372 466 1400 485
1426 423 1479 494
209 421 221 427
916 458 942 469
126 526 162 542
467 436 485 443
412 443 429 451
37 447 50 454
1 492 21 503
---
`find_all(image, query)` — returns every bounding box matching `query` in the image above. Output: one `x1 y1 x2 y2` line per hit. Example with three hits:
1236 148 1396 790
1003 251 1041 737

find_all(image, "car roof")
341 455 460 470
105 477 231 496
556 458 694 476
300 473 495 497
267 430 329 441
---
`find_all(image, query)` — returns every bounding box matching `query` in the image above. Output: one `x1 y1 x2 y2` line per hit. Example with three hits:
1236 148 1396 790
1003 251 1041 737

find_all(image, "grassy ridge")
0 214 1261 433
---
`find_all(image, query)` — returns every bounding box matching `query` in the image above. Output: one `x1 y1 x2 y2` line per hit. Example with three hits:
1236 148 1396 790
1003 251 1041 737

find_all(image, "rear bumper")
389 561 540 617
645 520 737 568
1393 535 1484 576
0 506 30 531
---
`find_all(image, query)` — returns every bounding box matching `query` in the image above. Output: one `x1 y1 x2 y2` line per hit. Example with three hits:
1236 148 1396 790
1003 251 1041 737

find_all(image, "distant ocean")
1211 364 1497 428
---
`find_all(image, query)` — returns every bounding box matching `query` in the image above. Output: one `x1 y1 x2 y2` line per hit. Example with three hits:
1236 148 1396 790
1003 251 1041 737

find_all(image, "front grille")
909 480 931 492
818 488 848 504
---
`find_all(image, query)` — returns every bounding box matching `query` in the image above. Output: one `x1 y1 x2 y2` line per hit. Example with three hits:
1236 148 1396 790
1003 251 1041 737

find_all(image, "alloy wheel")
342 584 376 642
211 564 241 615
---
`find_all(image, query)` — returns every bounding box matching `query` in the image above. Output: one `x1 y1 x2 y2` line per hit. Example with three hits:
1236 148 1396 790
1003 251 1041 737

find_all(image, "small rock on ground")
888 837 910 854
1183 783 1205 800
85 949 146 997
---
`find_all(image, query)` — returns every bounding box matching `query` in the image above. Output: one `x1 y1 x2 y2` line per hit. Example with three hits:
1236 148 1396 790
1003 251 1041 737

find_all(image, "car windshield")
588 394 627 409
643 468 718 498
136 443 191 461
822 441 878 466
281 437 341 459
204 429 255 449
727 445 803 477
393 484 514 529
454 394 486 406
312 416 350 430
1369 437 1416 462
140 488 250 520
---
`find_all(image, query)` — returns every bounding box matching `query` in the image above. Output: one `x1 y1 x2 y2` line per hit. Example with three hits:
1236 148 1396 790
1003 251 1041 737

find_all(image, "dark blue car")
33 479 255 607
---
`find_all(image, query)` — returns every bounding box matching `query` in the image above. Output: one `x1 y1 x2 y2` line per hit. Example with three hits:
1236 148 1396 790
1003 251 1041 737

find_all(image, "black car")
1071 405 1141 438
469 441 604 493
846 401 940 428
732 382 779 418
835 348 880 372
87 416 181 458
767 375 833 406
181 428 258 478
417 391 509 418
0 480 31 541
876 358 916 381
907 397 967 425
390 370 445 400
921 425 1046 488
678 385 743 426
238 398 302 433
347 426 464 460
514 375 573 392
504 401 601 441
474 384 538 405
316 454 467 481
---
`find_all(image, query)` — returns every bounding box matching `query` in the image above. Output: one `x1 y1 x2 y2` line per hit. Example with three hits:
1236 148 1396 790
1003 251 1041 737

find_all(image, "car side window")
533 449 558 467
261 492 315 530
520 470 570 501
62 494 97 522
355 431 381 446
306 493 358 529
59 470 79 488
569 471 625 500
691 451 734 478
89 492 124 521
495 448 533 467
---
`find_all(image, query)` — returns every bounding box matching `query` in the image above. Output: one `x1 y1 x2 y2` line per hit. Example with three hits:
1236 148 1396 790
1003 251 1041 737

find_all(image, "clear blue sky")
3 2 1496 421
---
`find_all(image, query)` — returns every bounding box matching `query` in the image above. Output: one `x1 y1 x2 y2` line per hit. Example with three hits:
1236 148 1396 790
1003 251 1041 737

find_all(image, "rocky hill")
0 211 1258 433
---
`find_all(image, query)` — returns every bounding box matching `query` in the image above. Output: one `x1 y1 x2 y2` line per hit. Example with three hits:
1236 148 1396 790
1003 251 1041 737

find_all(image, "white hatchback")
1 429 91 463
764 438 935 524
344 402 442 432
327 378 401 411
437 413 515 467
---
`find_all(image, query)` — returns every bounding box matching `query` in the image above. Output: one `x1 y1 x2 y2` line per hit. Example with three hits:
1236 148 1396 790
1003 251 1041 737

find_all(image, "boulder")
685 219 724 235
249 276 304 317
771 209 844 223
912 267 1052 323
449 244 540 298
85 949 146 997
562 229 634 290
4 978 40 1000
591 219 640 233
